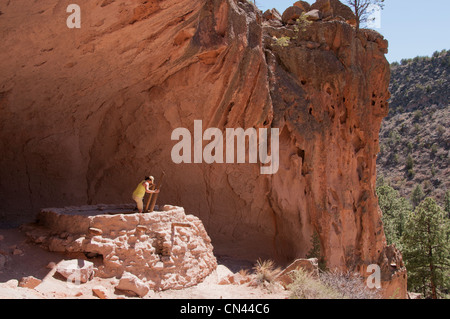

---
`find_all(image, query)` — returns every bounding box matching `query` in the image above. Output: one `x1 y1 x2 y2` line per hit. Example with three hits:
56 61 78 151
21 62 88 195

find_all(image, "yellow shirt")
133 180 147 198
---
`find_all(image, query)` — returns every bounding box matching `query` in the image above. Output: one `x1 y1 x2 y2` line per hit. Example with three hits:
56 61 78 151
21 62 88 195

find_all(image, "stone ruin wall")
23 205 217 291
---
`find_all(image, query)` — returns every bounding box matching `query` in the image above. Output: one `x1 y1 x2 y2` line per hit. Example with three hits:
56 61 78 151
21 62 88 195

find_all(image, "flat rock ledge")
22 204 217 292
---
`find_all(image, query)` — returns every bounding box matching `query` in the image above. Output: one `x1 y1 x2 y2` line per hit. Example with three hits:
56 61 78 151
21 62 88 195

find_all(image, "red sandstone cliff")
0 0 406 297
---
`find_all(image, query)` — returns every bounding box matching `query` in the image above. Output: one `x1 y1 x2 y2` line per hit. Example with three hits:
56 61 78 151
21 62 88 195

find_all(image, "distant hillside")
377 49 449 203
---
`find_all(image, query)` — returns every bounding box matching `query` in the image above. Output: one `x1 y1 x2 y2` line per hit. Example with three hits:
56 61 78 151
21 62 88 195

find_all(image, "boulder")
12 248 23 255
275 258 319 288
263 8 283 27
88 227 103 236
55 259 94 284
218 274 233 285
218 272 251 285
18 276 42 289
294 1 311 12
92 286 109 299
232 272 251 285
305 9 323 21
281 6 305 25
116 272 149 297
263 8 282 22
311 0 356 24
216 264 234 285
5 279 18 288
46 261 56 269
362 29 389 53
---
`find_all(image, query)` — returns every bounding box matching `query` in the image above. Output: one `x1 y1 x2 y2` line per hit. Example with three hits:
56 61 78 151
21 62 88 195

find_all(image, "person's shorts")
132 195 144 212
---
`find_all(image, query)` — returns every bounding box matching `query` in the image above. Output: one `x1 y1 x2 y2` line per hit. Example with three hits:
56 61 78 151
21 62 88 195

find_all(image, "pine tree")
406 154 414 170
377 182 411 246
444 190 450 219
411 184 424 208
401 198 450 299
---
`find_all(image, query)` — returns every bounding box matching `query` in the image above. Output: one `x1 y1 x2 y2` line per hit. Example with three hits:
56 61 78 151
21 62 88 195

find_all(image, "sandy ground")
0 228 289 299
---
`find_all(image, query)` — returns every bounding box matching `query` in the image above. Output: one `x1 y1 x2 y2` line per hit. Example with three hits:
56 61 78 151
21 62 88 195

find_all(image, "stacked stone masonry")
23 204 217 291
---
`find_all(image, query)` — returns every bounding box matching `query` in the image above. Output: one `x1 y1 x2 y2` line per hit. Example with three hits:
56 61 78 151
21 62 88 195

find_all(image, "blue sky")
255 0 450 63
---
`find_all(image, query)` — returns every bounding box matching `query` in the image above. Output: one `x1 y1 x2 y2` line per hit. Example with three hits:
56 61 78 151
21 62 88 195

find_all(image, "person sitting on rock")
132 176 159 213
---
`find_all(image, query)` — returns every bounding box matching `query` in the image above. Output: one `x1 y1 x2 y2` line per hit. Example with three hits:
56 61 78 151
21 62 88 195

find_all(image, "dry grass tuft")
253 259 281 285
319 269 381 299
288 269 382 299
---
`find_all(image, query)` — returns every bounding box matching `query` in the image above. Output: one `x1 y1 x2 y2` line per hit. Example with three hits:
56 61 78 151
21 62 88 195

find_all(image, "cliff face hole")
356 156 365 181
84 252 103 260
328 104 336 120
297 148 305 162
152 232 167 256
352 133 364 154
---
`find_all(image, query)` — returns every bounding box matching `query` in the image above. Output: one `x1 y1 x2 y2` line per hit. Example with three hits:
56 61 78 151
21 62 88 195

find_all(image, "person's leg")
133 195 144 213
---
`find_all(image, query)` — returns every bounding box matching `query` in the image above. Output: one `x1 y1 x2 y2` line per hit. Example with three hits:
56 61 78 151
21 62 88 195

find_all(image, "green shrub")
294 13 312 33
393 153 399 164
413 110 423 122
431 143 438 155
414 124 420 133
274 36 291 47
406 155 414 170
407 141 414 152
